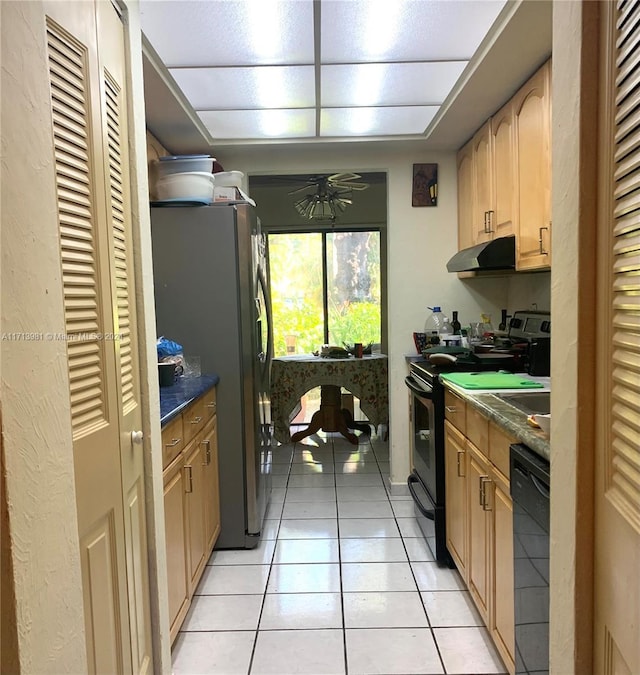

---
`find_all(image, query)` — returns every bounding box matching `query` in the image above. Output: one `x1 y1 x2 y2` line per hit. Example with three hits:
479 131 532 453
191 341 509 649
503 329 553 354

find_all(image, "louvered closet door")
595 2 640 673
44 1 150 672
96 3 152 672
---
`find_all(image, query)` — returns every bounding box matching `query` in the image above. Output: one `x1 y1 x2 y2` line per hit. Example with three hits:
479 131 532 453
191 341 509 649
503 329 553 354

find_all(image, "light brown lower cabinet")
163 456 189 640
444 397 516 674
161 388 220 643
444 421 467 576
467 442 491 624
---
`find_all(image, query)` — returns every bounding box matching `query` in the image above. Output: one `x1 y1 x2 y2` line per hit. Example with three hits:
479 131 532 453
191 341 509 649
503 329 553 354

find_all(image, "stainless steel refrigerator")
151 203 272 548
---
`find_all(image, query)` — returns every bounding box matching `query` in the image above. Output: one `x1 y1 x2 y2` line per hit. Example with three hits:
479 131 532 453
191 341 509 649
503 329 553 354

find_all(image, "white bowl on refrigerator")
213 170 244 187
156 171 215 201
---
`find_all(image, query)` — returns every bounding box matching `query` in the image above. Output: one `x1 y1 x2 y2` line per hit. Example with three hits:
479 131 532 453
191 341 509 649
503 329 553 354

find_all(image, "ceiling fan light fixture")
290 174 368 222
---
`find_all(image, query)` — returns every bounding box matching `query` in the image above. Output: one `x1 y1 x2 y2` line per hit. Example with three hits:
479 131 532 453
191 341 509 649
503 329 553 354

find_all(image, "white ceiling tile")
321 62 468 107
321 0 507 63
140 0 314 66
198 109 316 140
320 107 438 137
170 66 316 110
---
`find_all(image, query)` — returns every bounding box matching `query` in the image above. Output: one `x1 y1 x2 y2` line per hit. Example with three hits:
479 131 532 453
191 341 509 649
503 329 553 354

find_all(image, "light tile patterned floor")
172 431 507 675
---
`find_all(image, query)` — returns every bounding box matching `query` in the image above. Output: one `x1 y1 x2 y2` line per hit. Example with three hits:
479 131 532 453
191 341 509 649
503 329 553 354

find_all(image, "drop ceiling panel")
320 106 439 137
139 0 314 67
171 66 316 110
138 0 548 147
321 0 507 63
198 109 316 140
321 62 468 107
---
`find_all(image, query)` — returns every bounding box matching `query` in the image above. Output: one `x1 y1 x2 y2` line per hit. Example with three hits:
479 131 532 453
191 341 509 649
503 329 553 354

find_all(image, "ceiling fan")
289 173 369 222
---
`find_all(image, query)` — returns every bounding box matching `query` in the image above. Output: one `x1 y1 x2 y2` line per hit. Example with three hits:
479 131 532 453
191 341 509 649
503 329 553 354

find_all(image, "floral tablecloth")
270 354 389 444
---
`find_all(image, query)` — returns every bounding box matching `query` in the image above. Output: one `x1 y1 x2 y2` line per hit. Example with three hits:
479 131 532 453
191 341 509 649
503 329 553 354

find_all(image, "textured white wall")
216 142 510 487
1 2 87 671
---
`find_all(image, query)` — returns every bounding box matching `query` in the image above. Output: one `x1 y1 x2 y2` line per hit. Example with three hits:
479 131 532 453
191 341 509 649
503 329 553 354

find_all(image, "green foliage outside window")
269 231 381 357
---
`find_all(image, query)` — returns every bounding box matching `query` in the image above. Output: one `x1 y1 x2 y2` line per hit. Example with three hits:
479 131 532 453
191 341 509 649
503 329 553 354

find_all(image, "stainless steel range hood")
446 235 516 272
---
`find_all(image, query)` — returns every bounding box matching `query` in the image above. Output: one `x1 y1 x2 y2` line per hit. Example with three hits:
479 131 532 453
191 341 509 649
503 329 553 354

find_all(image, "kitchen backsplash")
507 272 551 312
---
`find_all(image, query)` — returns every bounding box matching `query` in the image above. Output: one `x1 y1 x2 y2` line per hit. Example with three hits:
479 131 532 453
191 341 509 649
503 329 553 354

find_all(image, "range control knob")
541 321 551 333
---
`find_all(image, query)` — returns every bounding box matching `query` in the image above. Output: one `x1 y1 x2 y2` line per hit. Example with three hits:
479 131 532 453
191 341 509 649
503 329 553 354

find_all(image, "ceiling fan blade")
327 172 361 183
333 182 369 191
288 184 315 195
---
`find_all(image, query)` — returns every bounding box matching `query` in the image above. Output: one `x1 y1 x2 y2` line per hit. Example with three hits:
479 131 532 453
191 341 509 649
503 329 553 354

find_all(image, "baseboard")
386 478 410 497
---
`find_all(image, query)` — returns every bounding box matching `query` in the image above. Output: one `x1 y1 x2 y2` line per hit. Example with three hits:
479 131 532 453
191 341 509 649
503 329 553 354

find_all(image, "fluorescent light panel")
320 107 439 137
321 0 507 62
139 0 314 66
321 62 468 107
198 109 316 139
171 66 315 110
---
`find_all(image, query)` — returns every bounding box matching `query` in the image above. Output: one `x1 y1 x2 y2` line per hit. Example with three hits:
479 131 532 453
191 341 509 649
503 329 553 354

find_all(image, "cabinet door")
457 139 475 251
163 460 189 643
201 417 221 552
491 99 516 239
184 440 206 592
473 121 493 244
467 442 491 623
444 421 467 578
491 467 515 673
514 61 551 270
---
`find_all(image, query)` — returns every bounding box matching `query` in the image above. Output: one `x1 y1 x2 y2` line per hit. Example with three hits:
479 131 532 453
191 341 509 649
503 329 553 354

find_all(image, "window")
268 230 381 356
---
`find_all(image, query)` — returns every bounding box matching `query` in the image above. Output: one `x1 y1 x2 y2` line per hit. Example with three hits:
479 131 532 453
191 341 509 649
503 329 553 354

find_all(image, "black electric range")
405 310 550 566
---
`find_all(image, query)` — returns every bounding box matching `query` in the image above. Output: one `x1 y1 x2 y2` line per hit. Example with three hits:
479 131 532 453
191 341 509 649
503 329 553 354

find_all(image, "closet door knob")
131 430 144 445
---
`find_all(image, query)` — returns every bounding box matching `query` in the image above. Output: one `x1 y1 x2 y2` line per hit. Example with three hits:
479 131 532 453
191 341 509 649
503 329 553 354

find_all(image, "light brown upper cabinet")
491 98 517 241
473 120 494 245
457 111 515 251
513 61 552 270
457 139 475 251
456 59 551 272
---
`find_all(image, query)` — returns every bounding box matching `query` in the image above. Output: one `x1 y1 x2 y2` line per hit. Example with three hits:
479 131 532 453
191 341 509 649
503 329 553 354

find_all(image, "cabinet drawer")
488 423 516 478
183 397 207 445
445 389 467 434
466 406 489 454
162 415 184 469
202 387 217 421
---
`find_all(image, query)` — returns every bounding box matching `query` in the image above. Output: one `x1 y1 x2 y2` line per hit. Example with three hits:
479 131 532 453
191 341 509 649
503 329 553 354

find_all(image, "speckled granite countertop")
442 381 550 462
160 374 219 426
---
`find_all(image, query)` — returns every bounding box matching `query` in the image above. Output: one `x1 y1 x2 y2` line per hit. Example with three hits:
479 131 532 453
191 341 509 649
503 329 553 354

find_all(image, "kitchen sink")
496 391 550 415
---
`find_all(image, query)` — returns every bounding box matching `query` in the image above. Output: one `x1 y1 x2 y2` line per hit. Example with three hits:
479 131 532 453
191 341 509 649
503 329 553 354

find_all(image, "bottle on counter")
439 316 453 339
480 313 494 339
498 309 508 331
451 310 461 335
424 306 446 345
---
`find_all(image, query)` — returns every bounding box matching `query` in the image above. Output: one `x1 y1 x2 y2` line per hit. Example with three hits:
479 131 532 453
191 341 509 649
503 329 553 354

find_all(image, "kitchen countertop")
442 379 551 462
160 374 219 426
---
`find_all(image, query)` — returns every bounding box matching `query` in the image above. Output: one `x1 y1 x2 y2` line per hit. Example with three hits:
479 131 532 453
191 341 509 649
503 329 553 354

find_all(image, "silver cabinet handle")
539 225 549 255
190 416 203 425
481 477 493 511
184 465 193 493
457 450 465 477
206 402 216 409
486 210 494 233
165 437 181 448
201 439 211 465
445 406 457 413
483 211 488 233
479 475 490 506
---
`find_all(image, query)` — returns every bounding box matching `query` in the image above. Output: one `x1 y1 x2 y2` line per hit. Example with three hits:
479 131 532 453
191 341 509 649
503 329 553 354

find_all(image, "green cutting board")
440 372 544 389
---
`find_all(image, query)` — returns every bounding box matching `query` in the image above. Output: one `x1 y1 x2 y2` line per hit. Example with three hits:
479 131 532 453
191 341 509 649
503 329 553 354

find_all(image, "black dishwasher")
510 444 550 675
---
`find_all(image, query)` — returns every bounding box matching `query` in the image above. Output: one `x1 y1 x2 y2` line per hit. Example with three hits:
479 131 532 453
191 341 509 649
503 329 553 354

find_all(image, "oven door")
405 372 452 566
405 374 437 497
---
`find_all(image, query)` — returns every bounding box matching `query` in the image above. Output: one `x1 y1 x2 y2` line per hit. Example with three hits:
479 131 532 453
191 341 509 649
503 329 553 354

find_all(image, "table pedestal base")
290 385 370 445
